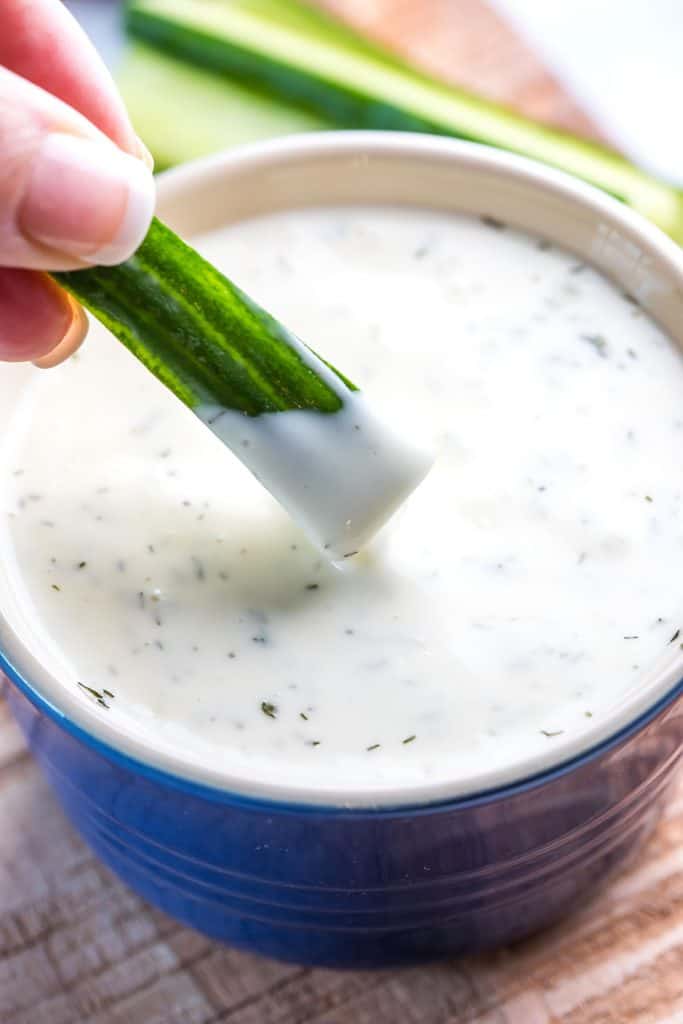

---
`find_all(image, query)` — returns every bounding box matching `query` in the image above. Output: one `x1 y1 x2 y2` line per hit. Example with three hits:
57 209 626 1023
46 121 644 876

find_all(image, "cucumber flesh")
118 43 329 170
126 0 683 242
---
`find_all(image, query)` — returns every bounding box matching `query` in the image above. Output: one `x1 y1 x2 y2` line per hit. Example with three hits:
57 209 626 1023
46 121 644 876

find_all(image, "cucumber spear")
53 218 432 558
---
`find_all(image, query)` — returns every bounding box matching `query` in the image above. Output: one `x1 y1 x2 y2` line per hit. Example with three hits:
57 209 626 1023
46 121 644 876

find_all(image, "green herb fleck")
367 743 381 751
305 583 319 591
402 735 417 745
51 584 61 592
77 561 87 569
541 729 564 737
584 711 593 718
299 712 309 721
644 495 653 503
261 701 277 719
581 333 609 358
623 635 639 640
77 682 109 708
669 628 680 644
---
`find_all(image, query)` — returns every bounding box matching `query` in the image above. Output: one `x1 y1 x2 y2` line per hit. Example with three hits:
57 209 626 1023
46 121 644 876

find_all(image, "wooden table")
2 3 682 1021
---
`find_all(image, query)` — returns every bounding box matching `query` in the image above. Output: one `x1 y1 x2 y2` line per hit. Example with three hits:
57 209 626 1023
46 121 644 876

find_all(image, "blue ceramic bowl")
1 135 682 968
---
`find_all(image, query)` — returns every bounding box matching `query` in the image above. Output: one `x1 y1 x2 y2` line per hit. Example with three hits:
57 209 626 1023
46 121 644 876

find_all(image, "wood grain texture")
1 669 682 1024
0 2 678 1021
315 0 606 140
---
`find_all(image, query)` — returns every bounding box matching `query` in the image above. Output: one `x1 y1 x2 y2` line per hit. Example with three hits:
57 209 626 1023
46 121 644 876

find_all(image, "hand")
0 0 155 367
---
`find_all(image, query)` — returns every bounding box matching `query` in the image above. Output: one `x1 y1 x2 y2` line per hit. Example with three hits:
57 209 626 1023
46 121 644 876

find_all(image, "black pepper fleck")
480 215 506 230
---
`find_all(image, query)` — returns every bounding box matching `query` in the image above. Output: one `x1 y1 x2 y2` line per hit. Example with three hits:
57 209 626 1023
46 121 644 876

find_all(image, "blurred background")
66 0 683 185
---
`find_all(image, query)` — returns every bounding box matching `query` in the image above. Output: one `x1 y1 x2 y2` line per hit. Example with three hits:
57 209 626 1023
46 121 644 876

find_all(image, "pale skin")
0 0 155 367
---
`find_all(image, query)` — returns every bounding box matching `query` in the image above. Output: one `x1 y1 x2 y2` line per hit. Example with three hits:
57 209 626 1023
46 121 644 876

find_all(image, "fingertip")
18 133 156 268
33 296 88 368
135 136 155 172
0 269 85 363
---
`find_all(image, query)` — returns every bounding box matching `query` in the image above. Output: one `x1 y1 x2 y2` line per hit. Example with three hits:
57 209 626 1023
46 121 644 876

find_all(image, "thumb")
0 66 155 272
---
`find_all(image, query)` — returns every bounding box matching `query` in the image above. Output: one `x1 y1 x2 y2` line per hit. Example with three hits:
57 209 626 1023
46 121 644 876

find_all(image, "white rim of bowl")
1 131 682 809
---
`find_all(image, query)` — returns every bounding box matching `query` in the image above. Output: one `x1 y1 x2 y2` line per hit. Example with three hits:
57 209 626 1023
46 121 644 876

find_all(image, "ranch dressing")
1 206 682 798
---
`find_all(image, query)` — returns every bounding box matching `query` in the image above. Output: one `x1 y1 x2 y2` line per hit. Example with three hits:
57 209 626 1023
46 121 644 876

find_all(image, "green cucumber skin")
118 44 329 171
126 0 683 243
53 218 354 416
126 9 483 139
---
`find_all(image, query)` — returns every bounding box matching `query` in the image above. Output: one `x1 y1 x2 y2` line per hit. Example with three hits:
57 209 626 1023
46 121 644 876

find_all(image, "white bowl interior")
1 133 682 807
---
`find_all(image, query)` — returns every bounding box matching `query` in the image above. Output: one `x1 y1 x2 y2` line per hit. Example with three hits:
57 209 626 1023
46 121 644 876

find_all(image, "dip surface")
2 206 682 799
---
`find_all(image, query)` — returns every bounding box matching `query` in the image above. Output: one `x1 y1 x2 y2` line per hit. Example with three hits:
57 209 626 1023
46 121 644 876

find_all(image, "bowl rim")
1 130 683 810
2 646 681 816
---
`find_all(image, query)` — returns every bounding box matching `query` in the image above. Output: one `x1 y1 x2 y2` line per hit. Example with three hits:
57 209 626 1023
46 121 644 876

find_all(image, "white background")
493 0 683 185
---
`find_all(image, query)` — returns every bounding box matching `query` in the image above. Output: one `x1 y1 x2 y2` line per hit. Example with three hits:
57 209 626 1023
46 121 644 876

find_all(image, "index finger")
0 0 138 153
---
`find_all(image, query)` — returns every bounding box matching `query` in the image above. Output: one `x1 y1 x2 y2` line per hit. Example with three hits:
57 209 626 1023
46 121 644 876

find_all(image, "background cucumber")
118 43 329 171
124 0 683 243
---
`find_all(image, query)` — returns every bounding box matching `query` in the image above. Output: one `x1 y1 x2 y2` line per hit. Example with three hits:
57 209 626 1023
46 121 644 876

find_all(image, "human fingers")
0 65 155 271
0 267 88 364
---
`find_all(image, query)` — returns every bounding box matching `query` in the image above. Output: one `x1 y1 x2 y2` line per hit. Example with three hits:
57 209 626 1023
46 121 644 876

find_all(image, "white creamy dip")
1 206 682 799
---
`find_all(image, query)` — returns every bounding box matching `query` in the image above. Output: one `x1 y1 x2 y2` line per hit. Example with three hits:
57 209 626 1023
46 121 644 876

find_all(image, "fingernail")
135 136 155 171
33 296 89 369
19 133 155 266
